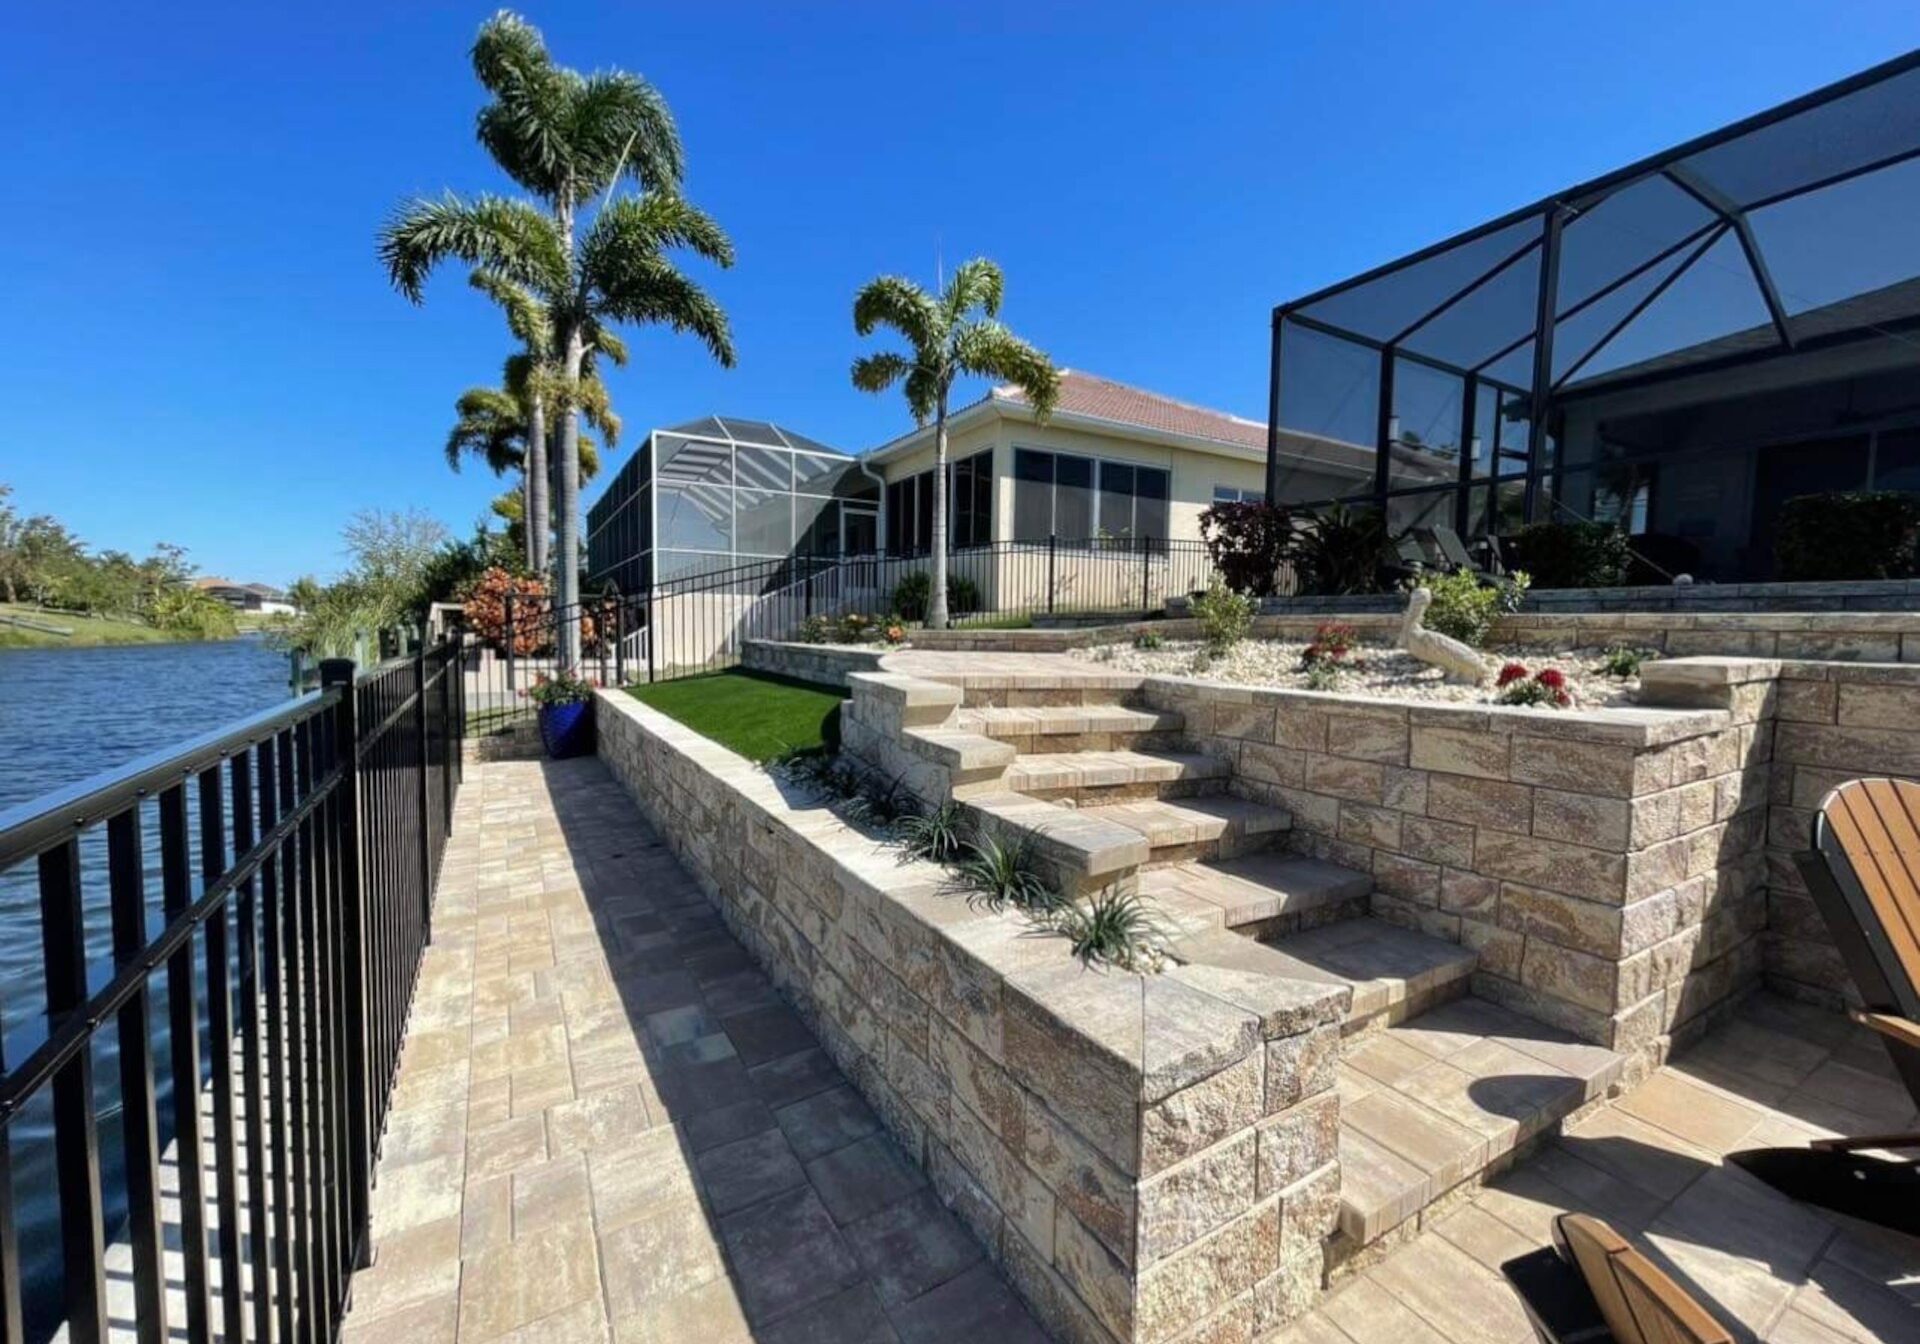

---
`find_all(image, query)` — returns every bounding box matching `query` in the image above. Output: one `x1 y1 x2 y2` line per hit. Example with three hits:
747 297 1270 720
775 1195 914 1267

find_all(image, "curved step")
953 704 1184 753
1079 795 1290 865
1002 749 1229 803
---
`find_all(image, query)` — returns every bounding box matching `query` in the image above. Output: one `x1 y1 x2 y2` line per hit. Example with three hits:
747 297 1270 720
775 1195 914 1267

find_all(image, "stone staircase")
844 665 1626 1272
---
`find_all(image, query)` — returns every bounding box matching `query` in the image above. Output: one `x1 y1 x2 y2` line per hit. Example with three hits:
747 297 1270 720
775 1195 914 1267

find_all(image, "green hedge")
1504 521 1630 589
1775 491 1920 581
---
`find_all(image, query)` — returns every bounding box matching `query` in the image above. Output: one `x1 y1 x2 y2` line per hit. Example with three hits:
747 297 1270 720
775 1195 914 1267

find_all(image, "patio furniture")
1729 777 1920 1236
1503 1214 1733 1344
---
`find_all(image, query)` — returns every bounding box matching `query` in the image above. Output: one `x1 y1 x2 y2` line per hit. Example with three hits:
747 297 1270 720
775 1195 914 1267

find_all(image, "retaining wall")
596 690 1352 1344
740 639 888 687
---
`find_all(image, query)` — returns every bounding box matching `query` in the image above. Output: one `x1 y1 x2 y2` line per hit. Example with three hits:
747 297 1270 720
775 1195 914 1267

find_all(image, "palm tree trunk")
556 329 585 666
928 390 950 630
527 394 549 572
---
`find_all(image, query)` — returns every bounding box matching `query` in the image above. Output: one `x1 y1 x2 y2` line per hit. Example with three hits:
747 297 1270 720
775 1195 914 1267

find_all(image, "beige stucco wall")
873 414 1270 545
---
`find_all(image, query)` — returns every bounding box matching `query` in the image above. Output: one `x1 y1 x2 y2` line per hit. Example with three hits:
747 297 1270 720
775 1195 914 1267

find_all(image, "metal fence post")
613 598 626 686
646 586 657 684
1140 540 1151 614
438 640 454 832
503 590 516 694
317 658 374 1272
413 647 433 940
1047 534 1057 615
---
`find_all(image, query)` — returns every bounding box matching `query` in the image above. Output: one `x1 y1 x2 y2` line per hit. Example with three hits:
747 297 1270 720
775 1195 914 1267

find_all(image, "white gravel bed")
1071 637 1646 707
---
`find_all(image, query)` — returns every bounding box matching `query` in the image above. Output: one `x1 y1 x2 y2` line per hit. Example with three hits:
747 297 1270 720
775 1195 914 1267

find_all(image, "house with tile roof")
860 369 1383 555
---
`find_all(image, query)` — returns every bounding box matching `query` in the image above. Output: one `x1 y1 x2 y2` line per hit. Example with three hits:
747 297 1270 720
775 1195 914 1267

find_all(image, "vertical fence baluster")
321 661 374 1276
199 764 246 1344
107 806 167 1344
0 1000 19 1344
40 840 106 1344
277 729 313 1344
259 732 296 1344
160 781 215 1344
231 748 274 1344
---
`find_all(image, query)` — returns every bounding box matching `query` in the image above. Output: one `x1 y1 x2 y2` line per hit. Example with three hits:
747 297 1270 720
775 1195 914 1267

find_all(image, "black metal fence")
0 637 465 1344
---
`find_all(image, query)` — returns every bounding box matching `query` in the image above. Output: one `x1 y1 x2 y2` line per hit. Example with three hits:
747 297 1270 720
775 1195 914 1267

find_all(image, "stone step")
1334 995 1626 1250
1002 749 1230 804
1080 796 1291 866
1140 852 1366 936
952 704 1185 754
1257 917 1476 1033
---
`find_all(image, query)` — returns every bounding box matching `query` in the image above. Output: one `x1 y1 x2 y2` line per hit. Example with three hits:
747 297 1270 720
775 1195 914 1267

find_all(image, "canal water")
0 636 291 1338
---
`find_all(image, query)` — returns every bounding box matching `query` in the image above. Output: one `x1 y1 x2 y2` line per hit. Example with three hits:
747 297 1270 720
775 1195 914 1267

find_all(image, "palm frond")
954 321 1060 419
469 269 553 350
471 13 580 202
582 193 735 272
592 256 736 368
575 374 621 448
567 72 683 197
589 325 630 367
850 352 911 394
379 192 567 303
445 385 526 474
903 366 940 424
945 257 1004 320
852 275 942 348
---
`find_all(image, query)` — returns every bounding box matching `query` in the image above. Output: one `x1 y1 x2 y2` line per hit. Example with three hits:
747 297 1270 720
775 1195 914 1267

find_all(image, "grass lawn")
0 603 176 648
627 668 846 762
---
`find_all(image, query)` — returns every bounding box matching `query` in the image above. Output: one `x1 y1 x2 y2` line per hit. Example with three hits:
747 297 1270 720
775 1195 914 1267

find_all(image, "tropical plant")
1192 577 1256 652
1293 503 1393 595
382 11 735 666
1050 885 1166 970
895 802 969 864
952 832 1059 913
1504 521 1630 589
1197 499 1296 597
1133 630 1164 650
149 587 239 639
1775 491 1920 581
526 668 598 706
849 259 1059 629
460 566 553 654
1494 661 1573 708
1418 569 1528 648
889 569 980 622
1600 645 1651 678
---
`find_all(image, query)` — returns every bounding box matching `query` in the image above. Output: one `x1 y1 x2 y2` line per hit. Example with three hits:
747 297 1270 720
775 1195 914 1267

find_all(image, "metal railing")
0 637 465 1344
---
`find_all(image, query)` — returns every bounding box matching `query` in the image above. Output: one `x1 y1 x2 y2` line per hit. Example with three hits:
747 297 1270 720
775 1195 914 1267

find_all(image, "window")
1012 448 1166 545
1212 485 1265 504
885 451 991 554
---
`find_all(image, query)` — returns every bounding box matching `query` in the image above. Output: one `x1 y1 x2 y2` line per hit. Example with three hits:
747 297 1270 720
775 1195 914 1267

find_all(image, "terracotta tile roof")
989 370 1268 451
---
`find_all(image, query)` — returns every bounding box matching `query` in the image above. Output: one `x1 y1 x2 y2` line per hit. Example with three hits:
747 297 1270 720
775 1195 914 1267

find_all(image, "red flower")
1496 661 1530 687
1535 667 1568 690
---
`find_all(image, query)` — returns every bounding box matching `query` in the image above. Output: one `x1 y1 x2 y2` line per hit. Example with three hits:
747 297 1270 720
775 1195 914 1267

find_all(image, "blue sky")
5 2 1918 584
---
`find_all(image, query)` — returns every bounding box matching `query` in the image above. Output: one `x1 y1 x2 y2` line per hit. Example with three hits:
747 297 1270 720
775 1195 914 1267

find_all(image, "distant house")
194 578 296 615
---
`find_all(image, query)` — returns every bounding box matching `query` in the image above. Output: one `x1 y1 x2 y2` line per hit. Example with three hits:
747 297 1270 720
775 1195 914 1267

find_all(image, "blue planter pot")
538 699 595 759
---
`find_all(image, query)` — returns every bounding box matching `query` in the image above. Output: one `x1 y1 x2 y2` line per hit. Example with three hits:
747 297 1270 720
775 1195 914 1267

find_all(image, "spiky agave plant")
952 832 1059 912
894 801 968 864
1053 885 1168 970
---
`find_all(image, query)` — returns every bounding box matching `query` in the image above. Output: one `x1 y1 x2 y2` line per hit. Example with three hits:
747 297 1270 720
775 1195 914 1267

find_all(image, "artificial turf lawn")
626 668 846 762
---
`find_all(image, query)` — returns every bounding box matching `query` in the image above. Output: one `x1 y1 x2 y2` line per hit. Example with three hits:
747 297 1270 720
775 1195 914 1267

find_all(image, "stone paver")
340 757 1046 1344
1270 993 1920 1344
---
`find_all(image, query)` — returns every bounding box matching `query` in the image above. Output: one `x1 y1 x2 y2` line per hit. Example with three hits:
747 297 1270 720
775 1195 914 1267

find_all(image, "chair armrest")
1502 1247 1615 1343
1850 1010 1920 1051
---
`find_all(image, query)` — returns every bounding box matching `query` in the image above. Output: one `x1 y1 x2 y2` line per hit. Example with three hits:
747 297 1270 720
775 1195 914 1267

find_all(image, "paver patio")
1272 992 1920 1344
339 751 1919 1344
337 755 1048 1344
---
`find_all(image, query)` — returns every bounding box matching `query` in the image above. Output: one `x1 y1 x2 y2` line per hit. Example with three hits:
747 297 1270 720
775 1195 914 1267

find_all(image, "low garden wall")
1137 675 1767 1064
740 639 887 686
1267 576 1920 615
596 690 1352 1344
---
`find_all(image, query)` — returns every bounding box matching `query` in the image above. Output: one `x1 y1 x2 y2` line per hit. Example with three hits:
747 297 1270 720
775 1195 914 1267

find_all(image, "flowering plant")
1494 661 1572 708
882 622 906 645
1300 620 1365 671
525 669 599 707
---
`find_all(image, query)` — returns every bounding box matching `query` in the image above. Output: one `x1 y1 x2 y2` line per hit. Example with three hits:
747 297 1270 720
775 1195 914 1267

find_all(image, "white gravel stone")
1070 637 1644 708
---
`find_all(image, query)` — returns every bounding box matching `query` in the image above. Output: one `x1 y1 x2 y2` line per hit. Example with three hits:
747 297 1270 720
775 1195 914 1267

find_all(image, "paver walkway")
1273 992 1920 1344
339 756 1048 1344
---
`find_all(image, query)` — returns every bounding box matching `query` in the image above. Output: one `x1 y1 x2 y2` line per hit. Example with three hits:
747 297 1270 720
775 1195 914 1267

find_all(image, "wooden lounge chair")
1729 777 1920 1236
1504 1214 1733 1344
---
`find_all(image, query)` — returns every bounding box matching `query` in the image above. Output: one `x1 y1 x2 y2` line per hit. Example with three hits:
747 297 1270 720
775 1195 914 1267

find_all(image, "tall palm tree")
851 258 1059 629
381 10 733 661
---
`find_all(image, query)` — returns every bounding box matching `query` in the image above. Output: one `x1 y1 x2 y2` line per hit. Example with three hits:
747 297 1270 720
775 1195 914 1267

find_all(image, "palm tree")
380 10 734 662
851 258 1059 629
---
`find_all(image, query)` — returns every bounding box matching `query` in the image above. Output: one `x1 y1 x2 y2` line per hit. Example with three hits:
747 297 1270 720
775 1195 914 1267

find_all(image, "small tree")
1198 500 1295 596
849 259 1058 629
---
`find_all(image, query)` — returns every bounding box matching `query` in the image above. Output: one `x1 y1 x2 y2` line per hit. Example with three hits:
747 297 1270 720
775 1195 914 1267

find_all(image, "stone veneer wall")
740 640 888 687
596 690 1352 1344
1665 660 1920 1008
1135 677 1769 1063
1266 577 1920 615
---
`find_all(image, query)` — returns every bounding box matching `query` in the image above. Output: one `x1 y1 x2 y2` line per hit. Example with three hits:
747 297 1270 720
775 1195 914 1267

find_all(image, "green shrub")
1505 522 1629 589
796 614 832 644
1192 577 1256 652
889 569 981 622
1775 491 1920 581
1419 569 1528 648
1600 646 1651 678
1302 661 1342 691
953 833 1059 913
1293 503 1392 595
1197 500 1295 597
895 802 968 863
1050 885 1166 970
1133 630 1164 651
